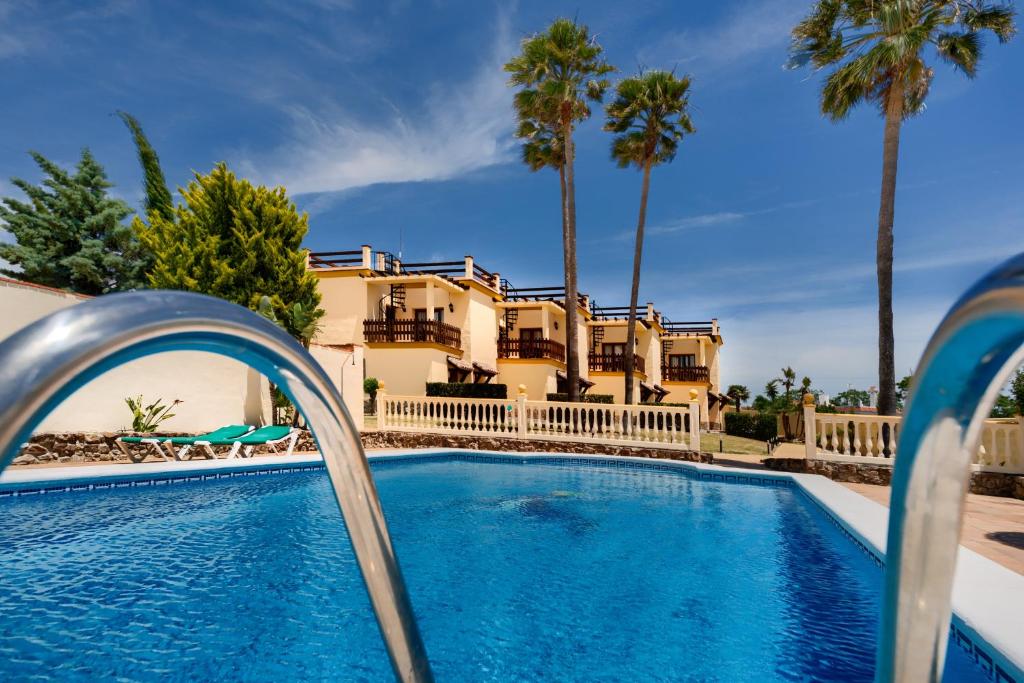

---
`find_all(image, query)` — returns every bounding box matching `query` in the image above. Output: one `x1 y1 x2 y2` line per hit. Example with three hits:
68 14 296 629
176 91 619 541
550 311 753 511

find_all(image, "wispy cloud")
643 0 806 74
241 12 516 196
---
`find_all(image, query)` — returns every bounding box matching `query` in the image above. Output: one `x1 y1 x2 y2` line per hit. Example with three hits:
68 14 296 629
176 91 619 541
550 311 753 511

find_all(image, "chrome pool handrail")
878 254 1024 683
0 290 433 682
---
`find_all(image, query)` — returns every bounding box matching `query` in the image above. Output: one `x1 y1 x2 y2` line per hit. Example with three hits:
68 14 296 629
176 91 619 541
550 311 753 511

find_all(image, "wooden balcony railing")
661 365 710 383
363 319 462 349
588 353 645 374
498 338 566 362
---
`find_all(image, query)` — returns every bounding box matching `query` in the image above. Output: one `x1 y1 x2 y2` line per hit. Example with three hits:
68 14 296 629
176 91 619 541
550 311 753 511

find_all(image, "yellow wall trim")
312 268 372 278
589 370 648 381
366 342 462 354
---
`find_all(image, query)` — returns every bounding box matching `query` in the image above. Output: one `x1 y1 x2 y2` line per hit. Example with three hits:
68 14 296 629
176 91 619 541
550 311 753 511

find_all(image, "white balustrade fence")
378 391 701 452
803 404 1024 473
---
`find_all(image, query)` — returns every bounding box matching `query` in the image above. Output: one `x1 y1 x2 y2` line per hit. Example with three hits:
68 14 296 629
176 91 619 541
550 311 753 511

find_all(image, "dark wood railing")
363 319 462 349
662 321 715 335
588 353 645 373
308 250 363 268
661 365 710 382
498 338 566 362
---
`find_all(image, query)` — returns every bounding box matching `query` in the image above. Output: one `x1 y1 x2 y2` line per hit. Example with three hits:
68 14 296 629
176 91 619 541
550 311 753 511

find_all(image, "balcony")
662 365 710 383
588 353 645 374
363 319 462 349
498 338 566 362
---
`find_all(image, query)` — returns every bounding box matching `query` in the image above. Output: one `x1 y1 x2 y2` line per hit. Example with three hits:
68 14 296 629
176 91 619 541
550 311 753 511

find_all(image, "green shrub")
426 383 508 399
545 393 614 404
724 411 777 441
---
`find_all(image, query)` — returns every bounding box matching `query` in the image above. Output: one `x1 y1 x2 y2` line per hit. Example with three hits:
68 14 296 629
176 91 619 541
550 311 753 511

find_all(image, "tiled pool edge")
2 449 1022 682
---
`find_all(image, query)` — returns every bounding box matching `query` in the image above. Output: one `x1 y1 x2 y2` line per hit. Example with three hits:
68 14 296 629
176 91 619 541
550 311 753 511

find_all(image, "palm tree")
506 18 614 402
778 366 797 398
765 379 780 401
727 384 750 411
604 70 695 404
789 1 1016 415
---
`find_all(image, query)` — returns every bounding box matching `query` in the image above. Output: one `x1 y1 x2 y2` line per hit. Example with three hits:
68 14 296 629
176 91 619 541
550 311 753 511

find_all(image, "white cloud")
644 0 806 74
241 13 516 196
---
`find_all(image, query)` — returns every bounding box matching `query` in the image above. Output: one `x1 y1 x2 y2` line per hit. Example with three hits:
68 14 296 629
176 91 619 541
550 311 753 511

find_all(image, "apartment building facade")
310 245 728 427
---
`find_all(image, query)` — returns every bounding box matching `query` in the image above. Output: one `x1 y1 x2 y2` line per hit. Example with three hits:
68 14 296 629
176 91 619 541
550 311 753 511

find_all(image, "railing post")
687 389 701 452
803 393 816 459
516 385 528 439
361 244 373 269
464 255 474 279
377 385 387 430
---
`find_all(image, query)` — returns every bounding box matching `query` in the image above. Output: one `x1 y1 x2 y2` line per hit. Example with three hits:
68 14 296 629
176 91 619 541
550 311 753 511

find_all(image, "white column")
698 338 707 366
803 393 816 459
688 389 701 452
464 255 474 279
361 244 372 269
541 307 550 338
376 386 387 430
517 385 528 438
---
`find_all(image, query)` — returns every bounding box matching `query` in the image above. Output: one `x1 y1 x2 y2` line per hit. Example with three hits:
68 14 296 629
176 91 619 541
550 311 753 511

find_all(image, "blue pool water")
0 456 994 681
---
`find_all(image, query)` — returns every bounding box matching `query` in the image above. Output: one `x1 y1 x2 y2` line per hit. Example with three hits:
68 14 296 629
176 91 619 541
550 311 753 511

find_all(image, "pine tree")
116 111 174 222
0 149 147 294
135 162 323 340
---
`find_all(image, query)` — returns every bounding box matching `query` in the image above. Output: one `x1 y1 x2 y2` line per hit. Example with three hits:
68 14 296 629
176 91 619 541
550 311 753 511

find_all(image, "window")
520 328 543 358
520 328 543 341
433 307 444 322
603 343 626 357
668 354 696 368
414 308 428 321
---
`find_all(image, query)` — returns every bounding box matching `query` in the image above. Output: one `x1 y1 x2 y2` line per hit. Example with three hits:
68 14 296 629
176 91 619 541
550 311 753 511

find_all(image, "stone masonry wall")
763 457 1024 500
10 430 711 466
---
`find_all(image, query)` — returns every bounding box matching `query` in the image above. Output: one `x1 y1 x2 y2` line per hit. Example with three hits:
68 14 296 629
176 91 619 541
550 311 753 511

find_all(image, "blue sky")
2 0 1022 396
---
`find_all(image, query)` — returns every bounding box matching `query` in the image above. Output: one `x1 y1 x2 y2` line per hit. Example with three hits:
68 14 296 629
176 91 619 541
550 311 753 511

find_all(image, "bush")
426 382 508 399
545 393 614 404
724 411 777 441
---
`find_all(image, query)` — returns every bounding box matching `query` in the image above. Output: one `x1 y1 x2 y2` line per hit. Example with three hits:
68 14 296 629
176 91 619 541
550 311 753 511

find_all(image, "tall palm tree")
727 383 750 411
604 70 695 404
789 1 1016 415
506 18 614 402
765 379 781 401
778 366 797 397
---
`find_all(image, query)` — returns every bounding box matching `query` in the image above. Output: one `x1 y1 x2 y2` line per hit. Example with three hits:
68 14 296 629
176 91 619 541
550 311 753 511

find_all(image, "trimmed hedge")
724 411 777 441
426 382 507 399
545 393 614 404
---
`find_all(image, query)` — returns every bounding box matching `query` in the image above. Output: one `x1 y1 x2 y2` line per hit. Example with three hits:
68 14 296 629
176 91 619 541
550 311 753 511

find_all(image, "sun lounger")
194 425 299 460
117 425 254 462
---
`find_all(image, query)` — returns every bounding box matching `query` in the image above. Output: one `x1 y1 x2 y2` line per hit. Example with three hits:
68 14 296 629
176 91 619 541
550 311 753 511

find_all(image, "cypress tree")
135 162 322 341
117 111 174 222
0 149 147 294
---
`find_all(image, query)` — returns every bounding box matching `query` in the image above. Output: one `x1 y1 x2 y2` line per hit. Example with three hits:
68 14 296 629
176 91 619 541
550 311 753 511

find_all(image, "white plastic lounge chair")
117 425 254 462
194 425 299 460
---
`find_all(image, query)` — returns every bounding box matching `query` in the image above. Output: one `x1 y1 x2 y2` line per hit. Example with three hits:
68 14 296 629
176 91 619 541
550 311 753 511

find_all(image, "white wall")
0 278 362 433
309 343 365 430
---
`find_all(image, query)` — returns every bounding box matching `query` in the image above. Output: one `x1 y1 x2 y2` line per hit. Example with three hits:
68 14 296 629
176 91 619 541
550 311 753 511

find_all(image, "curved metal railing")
878 254 1024 682
0 290 433 682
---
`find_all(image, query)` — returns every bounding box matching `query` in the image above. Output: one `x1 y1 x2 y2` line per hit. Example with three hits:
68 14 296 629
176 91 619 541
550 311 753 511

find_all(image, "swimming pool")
0 454 1001 681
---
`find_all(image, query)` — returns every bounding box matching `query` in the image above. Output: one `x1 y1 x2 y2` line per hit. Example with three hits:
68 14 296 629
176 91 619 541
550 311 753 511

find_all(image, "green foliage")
764 379 780 401
0 149 148 294
426 383 508 399
833 388 871 408
896 374 914 409
117 111 174 223
546 393 614 404
135 163 323 341
726 384 750 408
1012 369 1024 414
789 1 1017 121
724 411 778 441
990 394 1018 418
363 377 380 398
125 395 181 432
604 70 695 169
505 18 614 137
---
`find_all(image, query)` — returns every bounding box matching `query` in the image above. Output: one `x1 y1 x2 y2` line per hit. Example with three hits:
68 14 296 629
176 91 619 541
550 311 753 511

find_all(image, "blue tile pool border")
0 449 1018 682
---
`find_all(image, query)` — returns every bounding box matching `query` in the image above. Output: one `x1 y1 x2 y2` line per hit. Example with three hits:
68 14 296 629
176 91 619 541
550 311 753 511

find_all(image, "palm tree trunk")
876 81 904 416
562 118 580 403
624 158 653 405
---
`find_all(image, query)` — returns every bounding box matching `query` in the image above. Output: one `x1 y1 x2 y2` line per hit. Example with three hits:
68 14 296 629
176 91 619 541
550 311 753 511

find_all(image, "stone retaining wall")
763 457 1024 500
361 431 714 463
10 430 711 466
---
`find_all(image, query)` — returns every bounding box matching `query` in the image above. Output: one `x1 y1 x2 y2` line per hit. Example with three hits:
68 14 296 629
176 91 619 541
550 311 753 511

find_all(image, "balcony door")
603 343 626 357
668 354 696 368
520 328 543 358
